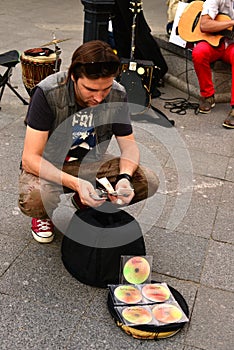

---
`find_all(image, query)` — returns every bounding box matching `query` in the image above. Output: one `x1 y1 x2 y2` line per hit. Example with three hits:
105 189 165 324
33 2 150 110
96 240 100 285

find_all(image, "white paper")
169 1 189 48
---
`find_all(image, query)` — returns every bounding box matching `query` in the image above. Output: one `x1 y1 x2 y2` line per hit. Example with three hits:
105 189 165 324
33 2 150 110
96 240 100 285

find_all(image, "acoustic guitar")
178 0 234 46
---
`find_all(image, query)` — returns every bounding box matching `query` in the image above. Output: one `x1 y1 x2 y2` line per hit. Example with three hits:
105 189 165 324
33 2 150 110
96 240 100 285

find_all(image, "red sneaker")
31 218 54 243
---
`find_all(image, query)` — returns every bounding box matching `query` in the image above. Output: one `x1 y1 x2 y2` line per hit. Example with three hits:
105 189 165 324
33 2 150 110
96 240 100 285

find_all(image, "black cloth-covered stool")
0 50 28 109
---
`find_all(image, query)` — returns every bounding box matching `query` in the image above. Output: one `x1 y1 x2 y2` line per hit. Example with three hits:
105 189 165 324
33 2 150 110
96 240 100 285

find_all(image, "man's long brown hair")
68 40 120 81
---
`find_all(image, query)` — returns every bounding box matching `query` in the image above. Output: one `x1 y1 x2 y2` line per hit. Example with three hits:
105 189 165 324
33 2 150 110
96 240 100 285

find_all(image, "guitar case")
112 0 168 86
107 282 189 339
119 63 151 115
115 1 174 125
116 1 154 115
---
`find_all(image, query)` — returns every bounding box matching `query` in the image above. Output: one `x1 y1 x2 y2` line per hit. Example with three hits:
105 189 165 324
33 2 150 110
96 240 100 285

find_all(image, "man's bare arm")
200 14 234 33
21 126 104 206
116 133 140 176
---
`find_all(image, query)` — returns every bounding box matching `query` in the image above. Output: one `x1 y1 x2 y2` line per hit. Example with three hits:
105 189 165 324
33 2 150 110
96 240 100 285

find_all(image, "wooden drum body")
20 50 61 96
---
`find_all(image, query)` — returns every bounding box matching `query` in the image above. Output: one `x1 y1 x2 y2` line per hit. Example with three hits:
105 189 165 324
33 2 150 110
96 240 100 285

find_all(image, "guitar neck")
129 0 143 61
130 13 137 60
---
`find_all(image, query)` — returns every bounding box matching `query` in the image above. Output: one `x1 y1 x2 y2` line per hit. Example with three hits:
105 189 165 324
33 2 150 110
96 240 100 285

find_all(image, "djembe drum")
20 47 61 96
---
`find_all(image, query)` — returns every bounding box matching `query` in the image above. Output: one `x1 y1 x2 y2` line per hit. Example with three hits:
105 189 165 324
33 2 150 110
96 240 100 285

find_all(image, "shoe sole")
222 122 234 129
199 102 215 114
31 230 54 243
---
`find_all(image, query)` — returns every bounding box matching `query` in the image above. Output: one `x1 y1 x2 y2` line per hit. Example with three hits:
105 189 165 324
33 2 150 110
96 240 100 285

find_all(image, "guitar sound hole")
192 11 201 32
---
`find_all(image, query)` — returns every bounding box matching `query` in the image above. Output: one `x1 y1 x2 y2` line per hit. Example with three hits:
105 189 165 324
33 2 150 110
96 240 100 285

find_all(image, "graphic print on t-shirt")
71 109 96 151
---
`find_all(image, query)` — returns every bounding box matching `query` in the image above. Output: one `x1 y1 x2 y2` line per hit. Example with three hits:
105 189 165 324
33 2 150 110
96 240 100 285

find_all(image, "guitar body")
178 0 232 46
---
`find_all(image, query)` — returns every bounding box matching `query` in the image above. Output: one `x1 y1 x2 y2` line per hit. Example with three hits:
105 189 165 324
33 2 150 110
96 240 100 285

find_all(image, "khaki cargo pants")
18 155 159 219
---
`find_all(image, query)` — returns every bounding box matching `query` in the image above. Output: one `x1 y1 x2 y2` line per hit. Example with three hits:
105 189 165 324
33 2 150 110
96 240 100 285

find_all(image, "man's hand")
111 178 135 205
77 178 106 207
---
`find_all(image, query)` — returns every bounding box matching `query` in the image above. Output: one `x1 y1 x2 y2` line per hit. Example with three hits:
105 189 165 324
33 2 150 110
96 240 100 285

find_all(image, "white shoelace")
36 219 52 231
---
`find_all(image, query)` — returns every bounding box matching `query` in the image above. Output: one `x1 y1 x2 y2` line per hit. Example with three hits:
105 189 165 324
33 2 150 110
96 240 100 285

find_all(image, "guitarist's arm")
200 14 234 33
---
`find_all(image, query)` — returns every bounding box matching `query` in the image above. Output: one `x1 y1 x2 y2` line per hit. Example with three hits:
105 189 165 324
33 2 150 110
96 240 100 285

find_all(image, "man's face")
72 75 114 107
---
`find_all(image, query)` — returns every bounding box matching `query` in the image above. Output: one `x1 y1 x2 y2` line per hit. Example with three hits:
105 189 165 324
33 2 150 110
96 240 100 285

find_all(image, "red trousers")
192 41 234 105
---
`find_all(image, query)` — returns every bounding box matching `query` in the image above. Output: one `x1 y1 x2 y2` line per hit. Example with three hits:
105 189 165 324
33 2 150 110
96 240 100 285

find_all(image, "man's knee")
18 188 50 218
146 169 159 197
132 166 159 202
18 171 61 218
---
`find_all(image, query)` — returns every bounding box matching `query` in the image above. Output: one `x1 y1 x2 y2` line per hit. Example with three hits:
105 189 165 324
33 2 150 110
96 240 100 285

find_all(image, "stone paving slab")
0 159 22 194
0 191 31 238
178 129 234 158
201 240 234 292
136 338 185 350
0 241 97 311
166 174 222 238
166 148 230 179
0 234 28 275
0 293 84 350
142 170 223 239
183 347 209 350
146 227 208 282
213 181 234 244
226 157 234 182
186 286 233 350
66 317 139 350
